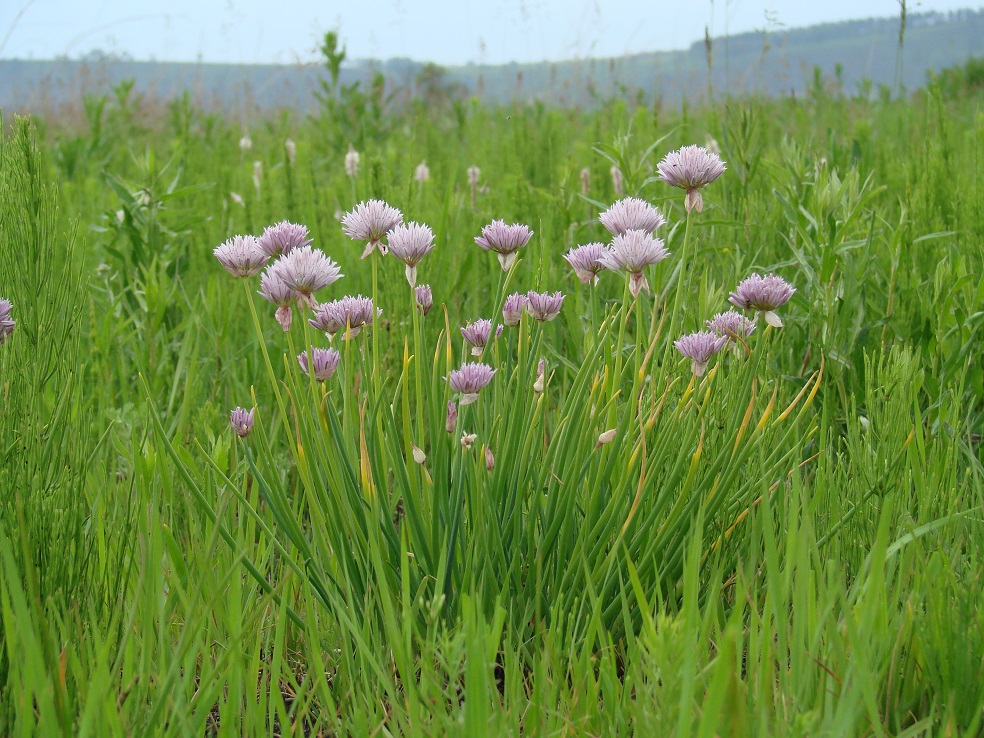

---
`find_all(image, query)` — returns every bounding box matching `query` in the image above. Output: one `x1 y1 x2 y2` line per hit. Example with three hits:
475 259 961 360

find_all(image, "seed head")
258 220 312 258
449 362 496 405
387 221 435 286
341 199 404 258
415 284 433 316
230 406 255 438
467 165 481 187
599 197 666 236
0 298 15 344
674 331 728 376
525 290 565 322
285 138 296 165
269 245 342 305
580 167 591 195
475 220 534 272
598 230 670 297
563 242 608 284
728 273 796 328
657 145 727 213
309 295 379 339
706 310 756 343
502 292 527 326
414 160 430 183
214 235 268 277
297 347 341 382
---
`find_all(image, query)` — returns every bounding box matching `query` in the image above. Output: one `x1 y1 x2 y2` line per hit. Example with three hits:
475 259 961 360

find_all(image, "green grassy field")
1 70 983 736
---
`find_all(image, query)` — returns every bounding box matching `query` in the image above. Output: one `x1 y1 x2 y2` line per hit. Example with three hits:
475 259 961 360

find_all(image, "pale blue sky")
0 0 977 66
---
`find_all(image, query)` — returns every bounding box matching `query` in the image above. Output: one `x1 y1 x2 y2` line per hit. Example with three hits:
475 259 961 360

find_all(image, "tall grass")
0 68 982 735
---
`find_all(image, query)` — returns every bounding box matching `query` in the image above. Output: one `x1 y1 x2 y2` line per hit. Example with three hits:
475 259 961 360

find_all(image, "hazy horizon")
2 0 981 68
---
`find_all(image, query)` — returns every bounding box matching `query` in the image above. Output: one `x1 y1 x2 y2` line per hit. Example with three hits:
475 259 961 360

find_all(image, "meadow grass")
0 72 982 736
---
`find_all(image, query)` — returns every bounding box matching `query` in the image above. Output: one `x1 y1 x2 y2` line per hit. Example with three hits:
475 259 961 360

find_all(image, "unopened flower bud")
533 358 547 394
596 428 617 447
253 160 263 196
485 447 495 471
415 284 433 315
445 401 458 434
412 445 426 464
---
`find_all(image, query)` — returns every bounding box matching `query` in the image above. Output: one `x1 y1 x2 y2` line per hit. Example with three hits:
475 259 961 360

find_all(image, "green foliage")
0 74 982 735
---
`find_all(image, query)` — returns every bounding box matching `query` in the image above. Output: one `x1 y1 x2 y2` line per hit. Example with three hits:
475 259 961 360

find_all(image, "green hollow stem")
608 276 632 427
371 247 381 396
664 207 695 357
243 280 291 439
410 282 425 445
301 313 321 410
588 282 599 352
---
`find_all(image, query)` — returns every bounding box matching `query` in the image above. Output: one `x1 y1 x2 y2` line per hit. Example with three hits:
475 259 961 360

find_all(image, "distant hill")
1 8 981 115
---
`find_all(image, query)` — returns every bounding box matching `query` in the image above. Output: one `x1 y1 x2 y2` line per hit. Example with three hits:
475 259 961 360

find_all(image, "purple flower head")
657 145 727 213
599 197 667 236
387 221 435 286
230 406 255 438
728 273 796 328
415 284 433 316
485 446 495 471
474 220 534 272
526 290 565 322
598 230 671 297
297 347 341 382
674 331 728 377
341 199 404 258
446 400 458 433
0 298 14 344
461 319 501 356
502 292 527 326
258 220 313 258
449 362 496 405
269 245 342 307
706 310 756 344
258 268 298 331
309 295 379 339
214 235 268 277
563 242 608 284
